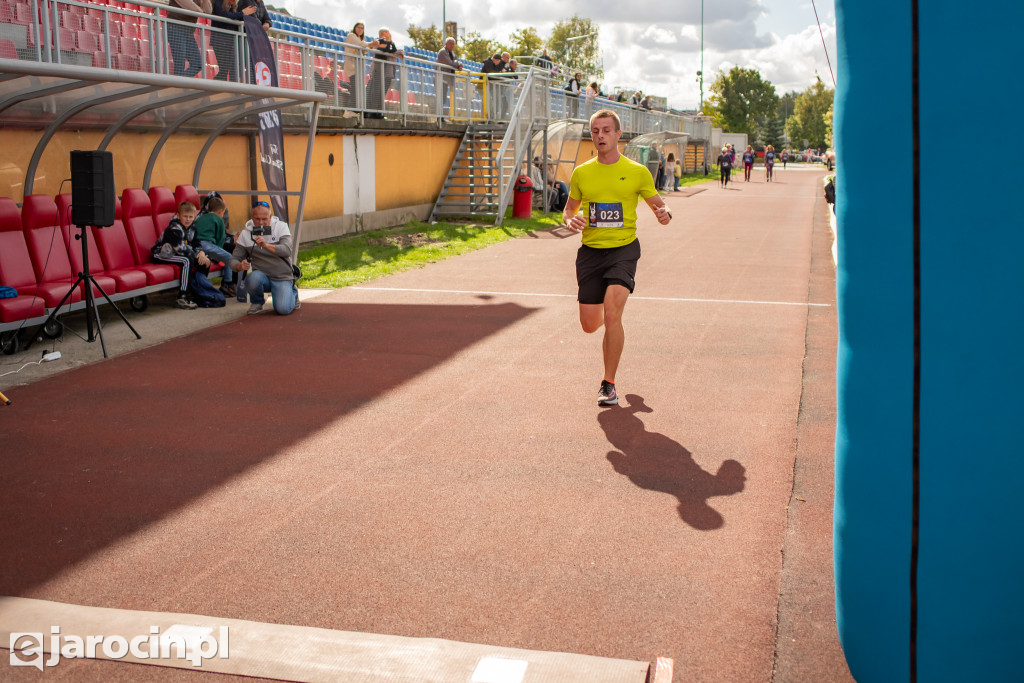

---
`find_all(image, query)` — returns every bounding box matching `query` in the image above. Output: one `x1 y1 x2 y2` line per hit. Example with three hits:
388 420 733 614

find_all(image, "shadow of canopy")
0 300 536 595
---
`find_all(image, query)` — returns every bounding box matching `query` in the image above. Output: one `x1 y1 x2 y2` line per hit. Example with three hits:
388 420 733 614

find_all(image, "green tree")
462 31 501 62
708 66 778 137
407 24 443 53
760 117 785 149
509 27 543 58
548 15 601 78
786 76 834 149
784 115 804 149
777 90 799 124
700 101 725 129
824 102 834 149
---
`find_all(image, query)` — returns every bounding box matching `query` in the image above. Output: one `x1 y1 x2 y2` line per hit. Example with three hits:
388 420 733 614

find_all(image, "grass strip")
296 177 712 289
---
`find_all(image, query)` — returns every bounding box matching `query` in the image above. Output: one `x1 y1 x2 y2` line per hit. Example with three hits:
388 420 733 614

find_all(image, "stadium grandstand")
0 0 711 352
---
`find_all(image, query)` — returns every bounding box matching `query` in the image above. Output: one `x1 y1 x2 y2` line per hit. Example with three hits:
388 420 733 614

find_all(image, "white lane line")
351 286 831 307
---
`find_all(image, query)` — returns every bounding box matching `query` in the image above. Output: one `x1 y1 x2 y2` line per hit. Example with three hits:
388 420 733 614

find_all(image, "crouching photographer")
229 201 300 315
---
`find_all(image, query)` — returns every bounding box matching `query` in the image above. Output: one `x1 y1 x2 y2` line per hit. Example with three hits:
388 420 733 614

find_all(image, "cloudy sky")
271 0 837 110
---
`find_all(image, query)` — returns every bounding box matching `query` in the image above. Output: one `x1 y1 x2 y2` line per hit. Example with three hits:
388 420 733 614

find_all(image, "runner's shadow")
600 394 745 529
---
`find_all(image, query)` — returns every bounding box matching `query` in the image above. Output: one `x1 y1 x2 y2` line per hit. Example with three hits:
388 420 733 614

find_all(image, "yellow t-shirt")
568 154 659 249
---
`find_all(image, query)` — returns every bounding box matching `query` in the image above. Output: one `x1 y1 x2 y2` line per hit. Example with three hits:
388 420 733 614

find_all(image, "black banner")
244 16 288 222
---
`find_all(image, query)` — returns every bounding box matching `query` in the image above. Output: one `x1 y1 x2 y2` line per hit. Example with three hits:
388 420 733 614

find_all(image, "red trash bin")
512 175 533 218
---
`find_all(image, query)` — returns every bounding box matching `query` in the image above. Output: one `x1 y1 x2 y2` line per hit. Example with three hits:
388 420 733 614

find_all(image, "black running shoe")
598 380 618 406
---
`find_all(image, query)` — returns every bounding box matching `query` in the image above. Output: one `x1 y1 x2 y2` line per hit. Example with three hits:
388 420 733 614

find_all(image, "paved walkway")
0 166 852 682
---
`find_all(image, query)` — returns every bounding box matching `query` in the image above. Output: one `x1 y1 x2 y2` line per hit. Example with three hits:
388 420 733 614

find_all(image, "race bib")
589 202 624 228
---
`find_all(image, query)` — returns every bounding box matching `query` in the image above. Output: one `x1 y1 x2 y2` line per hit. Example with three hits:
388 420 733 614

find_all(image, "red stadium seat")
119 37 140 56
174 184 202 209
204 48 218 79
21 195 85 307
77 30 100 53
0 197 46 324
149 185 177 231
13 4 34 25
93 198 147 283
0 39 17 60
55 194 144 294
54 194 117 298
120 189 176 284
114 54 139 71
119 19 139 40
56 26 78 52
61 10 84 31
82 14 102 34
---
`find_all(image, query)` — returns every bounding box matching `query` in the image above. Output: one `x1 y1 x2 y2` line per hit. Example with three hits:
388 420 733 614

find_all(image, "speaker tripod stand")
28 223 140 358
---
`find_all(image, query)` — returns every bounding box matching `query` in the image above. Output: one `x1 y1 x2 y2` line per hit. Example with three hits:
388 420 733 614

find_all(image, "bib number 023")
589 202 624 228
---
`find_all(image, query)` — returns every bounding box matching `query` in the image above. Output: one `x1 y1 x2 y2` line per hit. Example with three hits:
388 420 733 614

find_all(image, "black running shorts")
575 239 641 305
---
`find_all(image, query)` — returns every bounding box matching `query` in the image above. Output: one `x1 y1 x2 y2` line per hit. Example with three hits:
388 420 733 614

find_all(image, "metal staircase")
429 70 549 225
428 124 505 222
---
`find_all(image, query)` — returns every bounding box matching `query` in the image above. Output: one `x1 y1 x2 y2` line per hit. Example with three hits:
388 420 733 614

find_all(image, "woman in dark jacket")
237 0 271 30
366 28 402 119
210 0 256 81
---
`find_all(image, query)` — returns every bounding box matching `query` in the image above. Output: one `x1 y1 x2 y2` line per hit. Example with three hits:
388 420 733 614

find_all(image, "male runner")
563 109 673 406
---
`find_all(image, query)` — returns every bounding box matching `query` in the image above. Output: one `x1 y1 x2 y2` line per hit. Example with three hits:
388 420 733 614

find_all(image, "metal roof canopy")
0 58 325 248
625 131 691 152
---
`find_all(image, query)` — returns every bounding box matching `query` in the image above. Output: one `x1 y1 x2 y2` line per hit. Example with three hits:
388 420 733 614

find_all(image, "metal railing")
2 0 249 81
1 0 704 136
493 68 546 221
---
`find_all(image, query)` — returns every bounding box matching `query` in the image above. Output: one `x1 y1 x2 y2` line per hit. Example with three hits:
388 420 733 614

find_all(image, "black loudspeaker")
70 150 115 227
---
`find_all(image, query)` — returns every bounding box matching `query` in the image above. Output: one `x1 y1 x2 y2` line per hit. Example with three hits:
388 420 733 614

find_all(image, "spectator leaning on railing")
481 53 504 119
343 22 380 114
536 49 554 76
166 0 211 78
237 0 271 32
366 27 402 119
211 0 255 81
564 71 582 117
436 37 463 118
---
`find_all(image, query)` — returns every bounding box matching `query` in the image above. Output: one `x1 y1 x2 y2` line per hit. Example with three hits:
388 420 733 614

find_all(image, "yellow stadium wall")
374 135 457 211
0 129 460 242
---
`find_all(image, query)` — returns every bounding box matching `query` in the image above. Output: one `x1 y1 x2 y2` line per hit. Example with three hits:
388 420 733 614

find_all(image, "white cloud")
638 26 679 47
272 0 836 110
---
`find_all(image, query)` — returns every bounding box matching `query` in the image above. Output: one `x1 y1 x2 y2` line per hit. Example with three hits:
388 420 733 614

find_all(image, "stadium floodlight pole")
699 0 704 110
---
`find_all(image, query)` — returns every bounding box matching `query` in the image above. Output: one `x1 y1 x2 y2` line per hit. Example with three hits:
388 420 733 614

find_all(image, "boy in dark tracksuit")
152 202 210 309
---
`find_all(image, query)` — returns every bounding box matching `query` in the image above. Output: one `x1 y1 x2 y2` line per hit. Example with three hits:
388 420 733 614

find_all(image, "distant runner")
764 145 776 183
563 109 673 406
717 146 732 188
742 145 755 182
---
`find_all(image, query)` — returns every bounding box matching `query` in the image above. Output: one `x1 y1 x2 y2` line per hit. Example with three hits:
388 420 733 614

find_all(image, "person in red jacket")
742 145 755 182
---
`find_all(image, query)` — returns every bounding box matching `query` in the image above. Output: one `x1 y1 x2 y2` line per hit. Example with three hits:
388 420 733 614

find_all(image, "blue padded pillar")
834 2 1024 681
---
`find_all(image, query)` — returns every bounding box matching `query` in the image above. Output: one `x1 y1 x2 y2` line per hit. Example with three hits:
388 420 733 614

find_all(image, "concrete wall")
720 133 748 153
